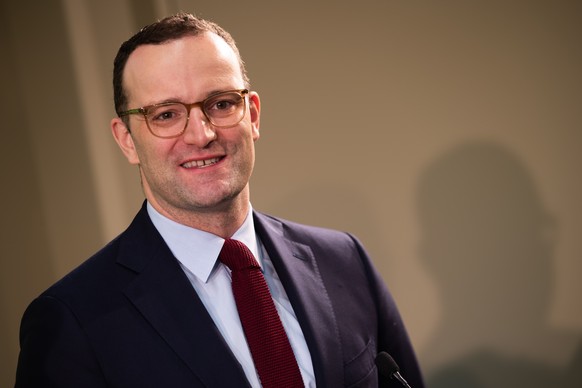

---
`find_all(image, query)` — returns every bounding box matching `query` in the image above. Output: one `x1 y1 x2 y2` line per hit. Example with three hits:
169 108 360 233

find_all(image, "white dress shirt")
147 203 315 387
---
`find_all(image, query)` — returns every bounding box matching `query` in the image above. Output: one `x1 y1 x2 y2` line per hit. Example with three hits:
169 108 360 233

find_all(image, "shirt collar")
146 202 261 283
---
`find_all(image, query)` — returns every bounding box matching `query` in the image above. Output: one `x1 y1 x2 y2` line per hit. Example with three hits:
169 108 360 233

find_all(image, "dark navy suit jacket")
16 203 424 387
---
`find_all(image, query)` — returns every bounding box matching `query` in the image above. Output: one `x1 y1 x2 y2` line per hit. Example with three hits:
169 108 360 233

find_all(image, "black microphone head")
375 351 400 378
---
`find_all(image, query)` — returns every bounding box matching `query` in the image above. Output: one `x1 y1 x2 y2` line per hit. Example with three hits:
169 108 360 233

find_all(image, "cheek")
133 139 171 169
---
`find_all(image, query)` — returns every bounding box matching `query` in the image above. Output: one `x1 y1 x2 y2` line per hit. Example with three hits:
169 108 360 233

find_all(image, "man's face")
111 33 260 222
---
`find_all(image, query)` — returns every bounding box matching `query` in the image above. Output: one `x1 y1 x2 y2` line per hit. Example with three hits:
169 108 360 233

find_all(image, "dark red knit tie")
218 239 304 388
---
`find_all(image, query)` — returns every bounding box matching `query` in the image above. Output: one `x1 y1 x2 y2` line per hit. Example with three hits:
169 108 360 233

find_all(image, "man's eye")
149 105 184 122
213 100 235 110
206 92 243 113
155 111 177 120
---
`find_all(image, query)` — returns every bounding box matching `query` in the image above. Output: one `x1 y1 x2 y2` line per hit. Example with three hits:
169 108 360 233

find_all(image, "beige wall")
2 0 581 386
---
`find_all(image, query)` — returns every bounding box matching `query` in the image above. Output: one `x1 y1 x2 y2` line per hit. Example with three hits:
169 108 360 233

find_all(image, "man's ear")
248 91 260 141
111 118 140 165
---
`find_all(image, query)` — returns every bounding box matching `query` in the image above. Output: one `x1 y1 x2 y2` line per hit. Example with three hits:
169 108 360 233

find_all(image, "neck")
147 192 251 239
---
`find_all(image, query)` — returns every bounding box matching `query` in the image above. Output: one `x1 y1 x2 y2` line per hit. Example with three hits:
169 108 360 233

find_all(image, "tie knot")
218 239 259 271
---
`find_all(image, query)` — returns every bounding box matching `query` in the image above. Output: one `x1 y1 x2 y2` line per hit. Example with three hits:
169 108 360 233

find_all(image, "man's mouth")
181 157 221 169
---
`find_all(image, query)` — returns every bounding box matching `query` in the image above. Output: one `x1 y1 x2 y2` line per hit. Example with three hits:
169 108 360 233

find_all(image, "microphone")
375 351 412 388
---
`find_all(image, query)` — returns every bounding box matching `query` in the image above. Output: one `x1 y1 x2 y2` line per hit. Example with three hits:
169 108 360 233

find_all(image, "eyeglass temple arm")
118 108 145 117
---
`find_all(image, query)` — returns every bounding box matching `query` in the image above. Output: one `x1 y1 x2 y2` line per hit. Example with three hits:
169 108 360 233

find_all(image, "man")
16 12 424 388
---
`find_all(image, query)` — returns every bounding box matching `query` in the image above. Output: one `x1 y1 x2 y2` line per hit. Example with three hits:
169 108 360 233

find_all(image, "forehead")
123 33 243 103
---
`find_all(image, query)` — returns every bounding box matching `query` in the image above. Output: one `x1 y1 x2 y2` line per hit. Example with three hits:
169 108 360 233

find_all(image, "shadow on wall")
417 141 581 387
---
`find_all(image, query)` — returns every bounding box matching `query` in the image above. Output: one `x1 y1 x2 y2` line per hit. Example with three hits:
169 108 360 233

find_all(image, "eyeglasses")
118 89 249 139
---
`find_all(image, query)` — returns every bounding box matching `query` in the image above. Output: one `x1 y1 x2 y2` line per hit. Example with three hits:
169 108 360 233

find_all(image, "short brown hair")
113 12 249 115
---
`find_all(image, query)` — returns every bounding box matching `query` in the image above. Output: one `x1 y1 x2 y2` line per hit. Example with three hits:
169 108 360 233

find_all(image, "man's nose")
182 107 216 147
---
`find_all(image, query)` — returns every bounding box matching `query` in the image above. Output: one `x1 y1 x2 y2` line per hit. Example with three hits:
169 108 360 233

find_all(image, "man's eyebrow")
141 88 241 108
145 91 221 106
141 97 185 107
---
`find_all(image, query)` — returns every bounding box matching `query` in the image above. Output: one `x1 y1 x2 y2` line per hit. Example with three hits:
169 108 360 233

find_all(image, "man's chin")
180 188 248 214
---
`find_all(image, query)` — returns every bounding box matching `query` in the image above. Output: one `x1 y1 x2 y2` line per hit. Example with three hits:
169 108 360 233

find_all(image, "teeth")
182 157 220 168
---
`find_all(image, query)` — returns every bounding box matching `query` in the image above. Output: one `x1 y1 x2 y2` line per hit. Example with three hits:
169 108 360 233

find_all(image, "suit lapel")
254 212 344 387
118 205 250 387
